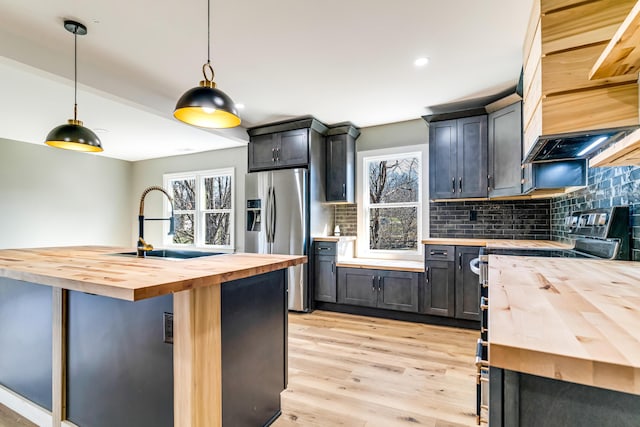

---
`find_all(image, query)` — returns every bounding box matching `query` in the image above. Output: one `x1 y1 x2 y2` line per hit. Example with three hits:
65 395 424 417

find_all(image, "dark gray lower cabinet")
314 254 337 302
337 267 419 313
423 245 480 321
422 260 455 317
455 246 481 320
490 368 640 427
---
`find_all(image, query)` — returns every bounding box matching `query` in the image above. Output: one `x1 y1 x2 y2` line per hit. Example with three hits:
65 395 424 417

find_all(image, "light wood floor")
274 310 478 427
0 311 477 427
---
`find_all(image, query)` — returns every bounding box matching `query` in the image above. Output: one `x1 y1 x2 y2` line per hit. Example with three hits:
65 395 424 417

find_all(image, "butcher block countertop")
489 255 640 395
336 258 424 272
0 246 306 301
422 238 573 249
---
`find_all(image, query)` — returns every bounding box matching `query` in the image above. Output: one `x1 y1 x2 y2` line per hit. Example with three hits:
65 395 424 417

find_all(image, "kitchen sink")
114 249 223 259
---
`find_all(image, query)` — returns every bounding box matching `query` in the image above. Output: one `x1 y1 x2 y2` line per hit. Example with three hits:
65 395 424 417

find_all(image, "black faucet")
137 186 175 257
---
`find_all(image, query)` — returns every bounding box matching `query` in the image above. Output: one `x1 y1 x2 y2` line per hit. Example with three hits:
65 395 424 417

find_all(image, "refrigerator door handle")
265 186 272 244
271 186 277 243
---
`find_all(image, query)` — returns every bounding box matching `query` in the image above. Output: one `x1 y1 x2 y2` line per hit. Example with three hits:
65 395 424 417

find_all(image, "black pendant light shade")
45 20 103 153
173 0 241 129
174 80 240 129
45 119 102 152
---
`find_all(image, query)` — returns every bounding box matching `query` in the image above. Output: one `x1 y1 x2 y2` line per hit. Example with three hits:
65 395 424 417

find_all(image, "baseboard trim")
0 384 52 427
315 302 480 330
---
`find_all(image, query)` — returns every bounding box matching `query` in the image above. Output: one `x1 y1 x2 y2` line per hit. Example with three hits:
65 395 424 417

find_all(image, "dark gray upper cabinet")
247 117 329 172
429 115 488 199
488 102 523 197
325 124 360 203
337 267 419 313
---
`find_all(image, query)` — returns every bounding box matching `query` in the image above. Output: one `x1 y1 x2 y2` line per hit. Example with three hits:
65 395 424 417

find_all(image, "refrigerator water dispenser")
246 199 262 232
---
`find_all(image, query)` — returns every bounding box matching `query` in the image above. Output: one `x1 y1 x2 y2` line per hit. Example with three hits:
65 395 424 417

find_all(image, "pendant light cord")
207 0 210 65
73 25 78 121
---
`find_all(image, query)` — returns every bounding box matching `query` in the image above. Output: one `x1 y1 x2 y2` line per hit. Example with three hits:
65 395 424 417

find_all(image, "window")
163 168 234 250
357 146 426 259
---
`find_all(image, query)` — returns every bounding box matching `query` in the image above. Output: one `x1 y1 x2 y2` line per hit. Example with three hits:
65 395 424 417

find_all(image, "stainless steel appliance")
245 168 331 312
470 206 630 425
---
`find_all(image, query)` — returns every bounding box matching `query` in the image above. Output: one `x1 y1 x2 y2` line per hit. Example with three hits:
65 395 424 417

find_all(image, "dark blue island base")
0 269 287 427
490 368 640 427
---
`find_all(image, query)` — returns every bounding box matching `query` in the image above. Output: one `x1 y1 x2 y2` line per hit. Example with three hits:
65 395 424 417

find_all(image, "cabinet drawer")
425 245 455 261
314 242 336 255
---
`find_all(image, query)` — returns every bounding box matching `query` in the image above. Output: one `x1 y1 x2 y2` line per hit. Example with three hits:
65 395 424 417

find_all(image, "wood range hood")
522 0 640 164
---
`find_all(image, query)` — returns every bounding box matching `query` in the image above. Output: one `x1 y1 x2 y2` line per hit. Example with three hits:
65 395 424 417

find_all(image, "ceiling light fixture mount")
45 20 103 153
173 0 241 129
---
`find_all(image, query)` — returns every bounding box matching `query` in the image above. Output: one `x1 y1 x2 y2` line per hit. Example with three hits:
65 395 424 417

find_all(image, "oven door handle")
469 257 481 275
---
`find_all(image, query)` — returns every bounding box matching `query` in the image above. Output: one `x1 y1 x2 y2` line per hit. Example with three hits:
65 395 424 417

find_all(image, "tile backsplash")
551 165 640 261
429 199 551 240
334 204 357 236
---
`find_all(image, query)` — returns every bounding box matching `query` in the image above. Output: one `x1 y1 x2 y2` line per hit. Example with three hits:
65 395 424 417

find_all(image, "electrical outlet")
470 210 478 221
163 312 173 344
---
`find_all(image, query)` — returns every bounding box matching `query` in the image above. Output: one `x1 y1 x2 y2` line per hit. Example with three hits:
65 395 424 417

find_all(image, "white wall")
0 138 132 249
130 146 248 252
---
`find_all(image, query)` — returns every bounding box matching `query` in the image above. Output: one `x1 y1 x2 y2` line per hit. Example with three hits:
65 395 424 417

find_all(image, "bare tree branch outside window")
368 156 419 250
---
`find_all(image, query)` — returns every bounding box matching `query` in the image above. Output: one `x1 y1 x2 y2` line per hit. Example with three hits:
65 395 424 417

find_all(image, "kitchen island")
487 255 640 426
0 246 306 427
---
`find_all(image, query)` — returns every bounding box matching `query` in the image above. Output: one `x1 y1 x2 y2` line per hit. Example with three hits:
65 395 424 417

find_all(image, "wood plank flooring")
273 310 478 427
0 310 477 427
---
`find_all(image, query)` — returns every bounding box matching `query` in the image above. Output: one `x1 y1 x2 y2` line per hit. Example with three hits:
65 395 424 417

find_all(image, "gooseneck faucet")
138 186 175 257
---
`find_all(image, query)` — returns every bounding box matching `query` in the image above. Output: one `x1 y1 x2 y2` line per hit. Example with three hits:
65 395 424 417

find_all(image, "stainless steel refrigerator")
246 168 320 311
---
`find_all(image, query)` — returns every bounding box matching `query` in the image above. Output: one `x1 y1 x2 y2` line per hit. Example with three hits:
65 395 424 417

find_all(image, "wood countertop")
488 255 640 395
336 258 424 272
0 246 306 301
422 238 573 249
312 236 357 242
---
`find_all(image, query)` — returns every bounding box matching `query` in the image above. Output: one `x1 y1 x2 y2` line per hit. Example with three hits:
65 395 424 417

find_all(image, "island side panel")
66 291 173 427
221 269 287 427
0 278 52 411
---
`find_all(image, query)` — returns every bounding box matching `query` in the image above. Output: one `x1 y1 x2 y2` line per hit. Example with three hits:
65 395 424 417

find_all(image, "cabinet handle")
425 267 429 283
342 183 346 198
277 147 280 161
331 261 334 274
459 177 462 193
318 247 330 251
451 177 455 193
458 253 462 269
430 250 447 256
378 276 382 292
372 276 376 291
487 174 491 191
272 148 276 162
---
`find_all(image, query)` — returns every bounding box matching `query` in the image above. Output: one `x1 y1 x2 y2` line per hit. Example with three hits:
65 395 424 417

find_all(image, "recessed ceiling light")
235 103 245 110
414 57 429 67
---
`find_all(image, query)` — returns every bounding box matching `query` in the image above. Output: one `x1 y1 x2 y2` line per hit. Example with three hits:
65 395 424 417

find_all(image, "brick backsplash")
429 199 551 240
551 165 640 261
334 204 358 236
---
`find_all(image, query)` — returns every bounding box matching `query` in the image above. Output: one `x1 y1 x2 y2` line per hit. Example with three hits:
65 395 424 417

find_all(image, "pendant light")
45 20 102 153
173 0 241 129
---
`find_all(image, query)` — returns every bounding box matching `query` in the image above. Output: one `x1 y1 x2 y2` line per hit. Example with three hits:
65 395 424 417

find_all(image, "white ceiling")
0 0 534 161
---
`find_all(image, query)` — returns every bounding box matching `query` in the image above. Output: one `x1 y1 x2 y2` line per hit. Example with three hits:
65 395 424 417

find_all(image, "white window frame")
163 168 235 251
356 145 428 261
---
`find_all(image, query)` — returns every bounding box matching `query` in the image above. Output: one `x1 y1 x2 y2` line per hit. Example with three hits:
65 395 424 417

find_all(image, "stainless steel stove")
472 206 630 425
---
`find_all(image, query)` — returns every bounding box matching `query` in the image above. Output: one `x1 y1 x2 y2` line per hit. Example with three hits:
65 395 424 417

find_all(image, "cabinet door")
337 268 377 308
422 261 455 317
326 134 355 202
377 271 419 312
249 133 278 171
314 255 336 303
489 102 522 197
277 129 309 168
454 246 481 321
429 120 458 199
457 116 488 198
